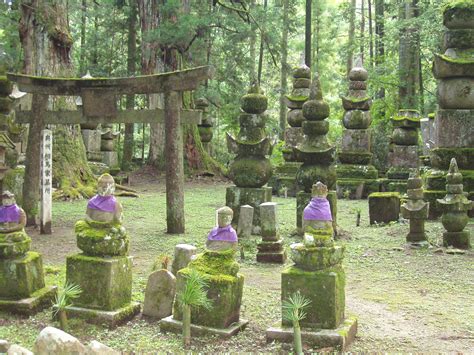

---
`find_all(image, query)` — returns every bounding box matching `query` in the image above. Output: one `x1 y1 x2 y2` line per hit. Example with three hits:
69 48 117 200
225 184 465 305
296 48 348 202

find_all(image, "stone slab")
102 151 119 168
368 192 400 224
388 145 419 169
336 178 380 199
341 129 371 152
0 286 57 315
256 251 287 264
434 109 474 148
81 129 101 152
266 316 358 351
237 205 254 238
159 315 249 338
65 302 140 328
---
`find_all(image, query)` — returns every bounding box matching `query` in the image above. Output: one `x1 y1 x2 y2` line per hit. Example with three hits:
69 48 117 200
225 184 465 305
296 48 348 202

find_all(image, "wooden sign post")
40 129 53 234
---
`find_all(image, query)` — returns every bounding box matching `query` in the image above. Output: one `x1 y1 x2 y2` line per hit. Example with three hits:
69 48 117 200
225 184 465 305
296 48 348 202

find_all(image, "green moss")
341 96 371 103
285 95 308 102
241 93 268 114
368 192 400 198
438 54 474 65
443 0 474 12
186 249 239 278
75 220 129 256
428 113 435 119
0 230 31 258
337 164 378 179
229 156 272 188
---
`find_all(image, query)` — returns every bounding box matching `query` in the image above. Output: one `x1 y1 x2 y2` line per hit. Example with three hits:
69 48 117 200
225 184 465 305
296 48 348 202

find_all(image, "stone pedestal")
368 192 400 224
336 164 379 199
162 250 248 337
256 202 286 263
65 254 140 325
401 173 429 244
274 161 302 197
0 251 56 315
225 186 272 232
297 191 337 235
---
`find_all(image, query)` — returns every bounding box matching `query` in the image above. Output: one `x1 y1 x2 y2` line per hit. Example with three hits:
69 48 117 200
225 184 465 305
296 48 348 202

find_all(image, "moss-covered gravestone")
196 98 214 154
226 84 272 232
256 202 286 263
429 0 474 218
437 158 472 249
160 210 248 337
266 207 357 349
368 192 400 224
65 174 140 326
273 64 309 196
401 172 429 244
386 110 421 193
337 58 379 199
0 191 56 315
295 73 337 235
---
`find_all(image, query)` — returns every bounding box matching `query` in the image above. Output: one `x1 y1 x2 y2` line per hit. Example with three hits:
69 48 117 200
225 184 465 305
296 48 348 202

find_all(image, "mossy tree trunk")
19 0 95 223
279 0 289 139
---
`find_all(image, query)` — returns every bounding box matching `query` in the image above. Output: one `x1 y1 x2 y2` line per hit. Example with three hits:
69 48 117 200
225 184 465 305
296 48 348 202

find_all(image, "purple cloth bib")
303 197 333 221
0 204 21 223
87 195 117 213
207 225 238 242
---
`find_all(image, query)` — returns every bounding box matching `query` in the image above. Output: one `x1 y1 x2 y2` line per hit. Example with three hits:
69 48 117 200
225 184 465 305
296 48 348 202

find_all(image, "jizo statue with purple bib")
0 191 26 234
86 173 123 225
206 206 238 251
303 182 334 236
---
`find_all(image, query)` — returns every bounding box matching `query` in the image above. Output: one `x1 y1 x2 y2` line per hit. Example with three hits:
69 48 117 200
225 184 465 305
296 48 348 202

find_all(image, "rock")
143 269 176 319
33 327 86 355
6 345 33 355
237 205 254 238
0 340 10 353
433 248 444 254
171 244 197 275
446 248 466 255
86 340 119 355
368 192 400 224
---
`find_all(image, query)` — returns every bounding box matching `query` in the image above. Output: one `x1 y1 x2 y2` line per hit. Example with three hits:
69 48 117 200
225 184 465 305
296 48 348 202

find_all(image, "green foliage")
52 282 82 315
282 291 311 323
177 269 212 310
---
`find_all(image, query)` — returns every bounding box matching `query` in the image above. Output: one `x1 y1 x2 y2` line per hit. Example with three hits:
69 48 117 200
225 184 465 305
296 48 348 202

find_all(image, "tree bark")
257 0 267 85
19 0 94 224
122 1 138 171
368 0 374 65
79 0 87 74
360 0 365 62
249 0 257 82
305 0 312 69
279 0 289 139
164 91 184 234
347 0 356 74
375 0 385 102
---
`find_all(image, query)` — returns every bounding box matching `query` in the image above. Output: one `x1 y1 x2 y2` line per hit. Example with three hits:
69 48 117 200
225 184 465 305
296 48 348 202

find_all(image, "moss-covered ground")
0 180 472 353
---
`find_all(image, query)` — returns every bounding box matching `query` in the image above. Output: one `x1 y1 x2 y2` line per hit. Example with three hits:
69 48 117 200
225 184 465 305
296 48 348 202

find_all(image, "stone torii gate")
7 65 213 234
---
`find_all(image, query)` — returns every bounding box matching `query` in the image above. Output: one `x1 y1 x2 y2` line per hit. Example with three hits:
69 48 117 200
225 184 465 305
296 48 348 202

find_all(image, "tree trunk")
313 0 321 71
279 0 289 139
368 0 374 65
79 0 87 74
305 0 312 69
257 0 267 85
360 0 365 62
293 321 303 355
375 0 385 105
347 0 356 74
122 1 138 171
249 0 257 82
19 0 95 224
58 309 68 330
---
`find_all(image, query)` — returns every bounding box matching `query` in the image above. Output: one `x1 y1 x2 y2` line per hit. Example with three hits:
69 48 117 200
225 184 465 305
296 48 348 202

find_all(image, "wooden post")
40 129 53 234
22 93 46 226
164 90 185 234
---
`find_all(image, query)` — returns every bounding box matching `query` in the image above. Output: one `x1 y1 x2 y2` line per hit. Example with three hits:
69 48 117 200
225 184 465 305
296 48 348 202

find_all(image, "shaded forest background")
0 0 445 175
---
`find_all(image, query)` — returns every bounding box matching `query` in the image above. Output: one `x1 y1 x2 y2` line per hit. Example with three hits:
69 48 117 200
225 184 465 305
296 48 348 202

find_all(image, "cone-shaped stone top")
293 63 311 79
446 157 463 185
407 170 423 189
302 73 330 121
309 73 323 100
348 57 368 82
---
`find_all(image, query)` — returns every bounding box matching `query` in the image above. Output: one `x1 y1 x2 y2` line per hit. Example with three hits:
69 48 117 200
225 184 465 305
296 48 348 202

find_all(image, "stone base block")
102 151 119 168
406 232 427 243
81 129 101 152
66 254 133 311
434 109 474 148
266 316 357 351
282 265 345 329
297 191 337 235
0 252 46 299
368 192 400 224
226 186 272 231
443 231 471 249
388 146 419 169
160 315 249 338
431 148 474 170
173 271 244 329
65 302 140 327
388 180 408 194
0 286 57 315
256 251 287 264
341 129 371 152
86 151 103 162
336 178 380 199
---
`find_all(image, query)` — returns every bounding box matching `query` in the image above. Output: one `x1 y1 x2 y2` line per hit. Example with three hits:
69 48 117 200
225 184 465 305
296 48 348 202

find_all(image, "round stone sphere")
342 110 371 129
296 163 337 193
392 127 418 146
302 99 330 121
0 230 31 258
229 156 273 187
75 220 129 256
287 109 304 127
241 93 268 114
441 211 469 232
349 67 368 81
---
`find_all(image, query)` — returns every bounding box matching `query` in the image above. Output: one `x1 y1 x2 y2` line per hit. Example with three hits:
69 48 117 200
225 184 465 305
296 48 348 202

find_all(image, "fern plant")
282 291 311 355
52 282 82 330
176 269 212 347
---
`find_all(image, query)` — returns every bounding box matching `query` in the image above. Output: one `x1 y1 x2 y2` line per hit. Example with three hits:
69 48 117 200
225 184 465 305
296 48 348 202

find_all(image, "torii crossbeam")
7 65 214 234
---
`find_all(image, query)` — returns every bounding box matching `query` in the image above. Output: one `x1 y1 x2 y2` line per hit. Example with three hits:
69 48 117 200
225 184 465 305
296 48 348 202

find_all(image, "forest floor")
0 178 473 353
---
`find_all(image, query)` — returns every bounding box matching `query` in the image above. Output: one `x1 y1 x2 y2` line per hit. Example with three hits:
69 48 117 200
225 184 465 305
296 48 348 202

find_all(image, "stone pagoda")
386 109 420 193
101 124 119 169
437 158 472 249
337 57 378 199
65 173 140 326
295 73 337 234
430 0 474 218
0 72 56 315
274 64 309 196
196 98 214 154
226 84 272 232
160 206 248 337
401 171 429 245
266 203 357 349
